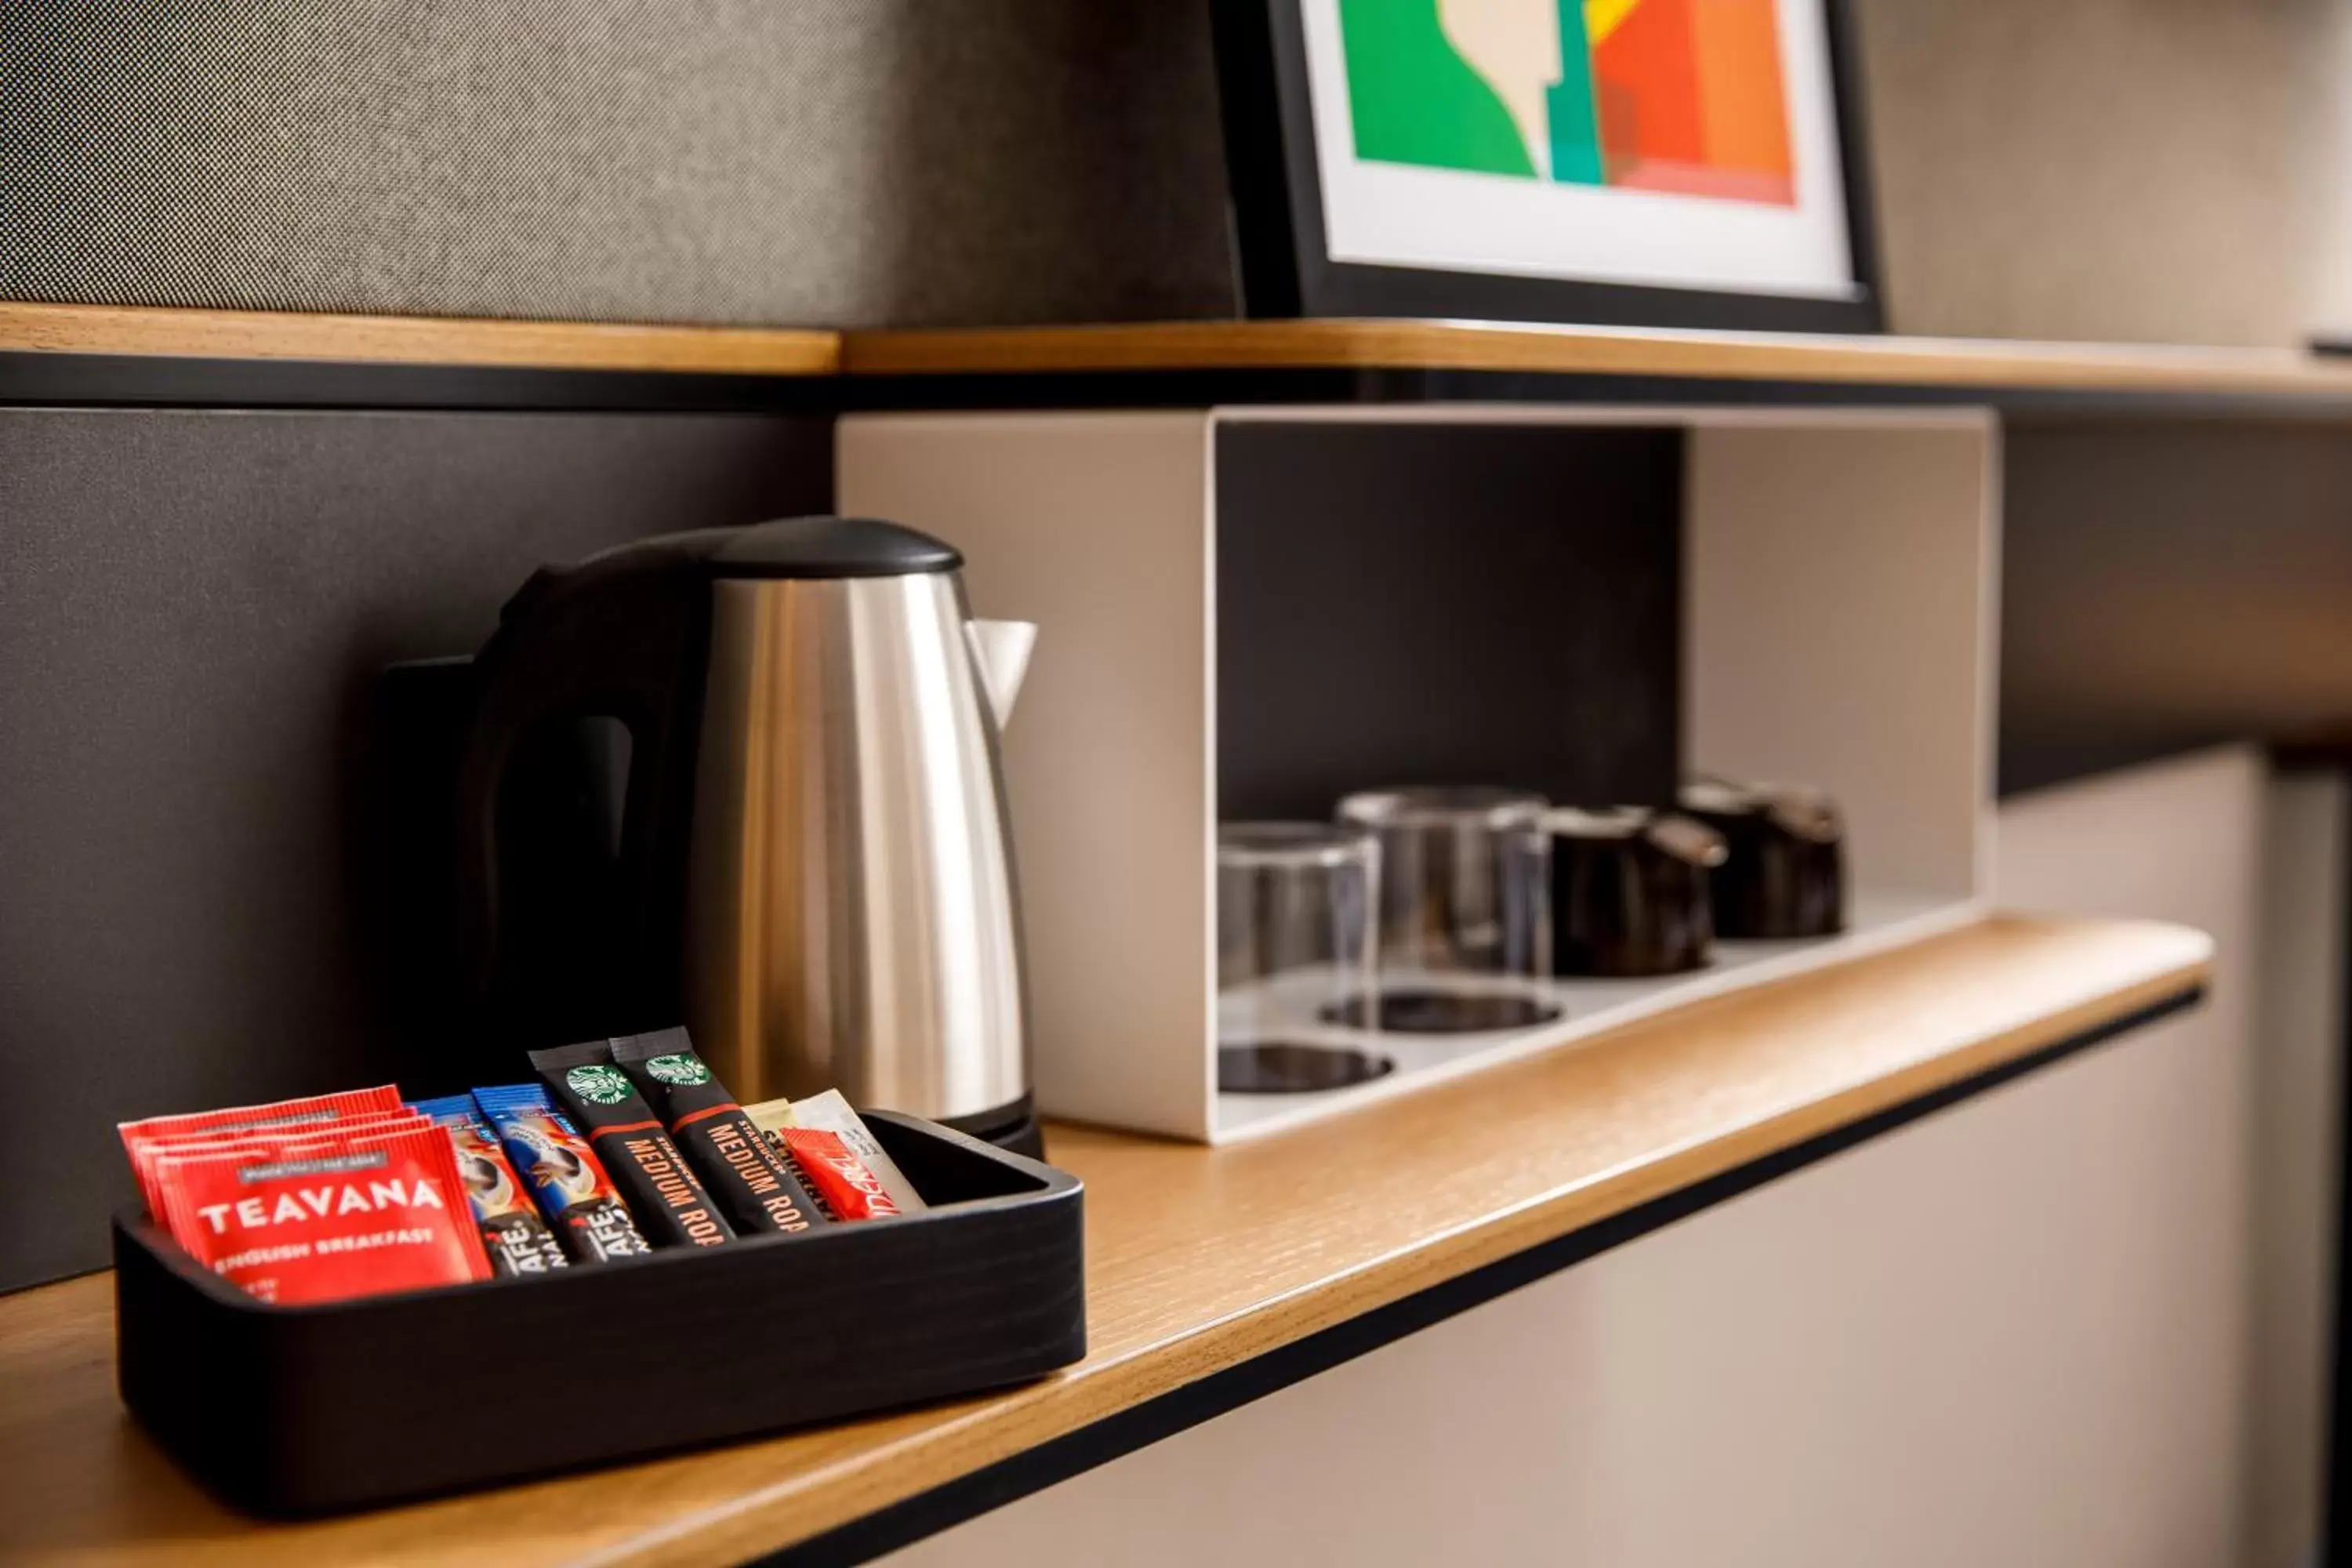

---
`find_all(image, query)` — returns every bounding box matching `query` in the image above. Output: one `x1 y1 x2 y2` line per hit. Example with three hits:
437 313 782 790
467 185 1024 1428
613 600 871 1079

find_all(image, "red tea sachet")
118 1085 405 1217
119 1084 404 1145
152 1125 490 1305
125 1109 426 1221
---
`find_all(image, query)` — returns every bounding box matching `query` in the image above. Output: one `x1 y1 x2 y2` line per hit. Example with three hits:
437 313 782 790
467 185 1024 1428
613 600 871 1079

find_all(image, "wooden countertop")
0 913 2209 1568
12 301 2352 405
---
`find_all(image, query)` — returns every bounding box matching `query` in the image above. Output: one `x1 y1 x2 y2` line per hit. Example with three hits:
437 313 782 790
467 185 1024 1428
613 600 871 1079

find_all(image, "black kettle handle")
452 542 717 1032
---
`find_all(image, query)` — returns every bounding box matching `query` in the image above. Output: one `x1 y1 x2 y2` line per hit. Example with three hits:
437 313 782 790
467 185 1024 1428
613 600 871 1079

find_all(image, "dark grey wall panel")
0 408 830 1288
0 0 1233 328
2000 420 2352 794
1215 423 1682 819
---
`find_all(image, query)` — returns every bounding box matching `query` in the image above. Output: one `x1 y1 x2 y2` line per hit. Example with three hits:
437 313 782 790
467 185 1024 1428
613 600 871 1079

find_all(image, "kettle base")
941 1094 1044 1162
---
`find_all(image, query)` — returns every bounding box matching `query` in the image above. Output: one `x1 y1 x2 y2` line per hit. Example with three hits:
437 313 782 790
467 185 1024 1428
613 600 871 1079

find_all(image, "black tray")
114 1112 1085 1516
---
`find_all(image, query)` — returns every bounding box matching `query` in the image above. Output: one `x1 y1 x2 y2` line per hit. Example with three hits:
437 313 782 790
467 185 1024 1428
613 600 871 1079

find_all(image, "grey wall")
0 0 1234 327
0 408 830 1288
1853 0 2352 347
9 0 2352 343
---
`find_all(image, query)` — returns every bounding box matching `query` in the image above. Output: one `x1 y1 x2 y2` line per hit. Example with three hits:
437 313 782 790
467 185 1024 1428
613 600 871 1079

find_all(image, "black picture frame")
1210 0 1884 333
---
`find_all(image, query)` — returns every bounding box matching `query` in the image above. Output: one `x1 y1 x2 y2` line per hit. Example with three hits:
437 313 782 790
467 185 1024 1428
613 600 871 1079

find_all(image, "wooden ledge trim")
841 318 2352 397
10 304 2352 401
0 301 840 376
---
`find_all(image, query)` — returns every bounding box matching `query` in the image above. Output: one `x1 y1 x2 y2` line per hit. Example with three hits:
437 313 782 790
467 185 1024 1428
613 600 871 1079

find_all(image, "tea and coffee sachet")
118 1029 927 1306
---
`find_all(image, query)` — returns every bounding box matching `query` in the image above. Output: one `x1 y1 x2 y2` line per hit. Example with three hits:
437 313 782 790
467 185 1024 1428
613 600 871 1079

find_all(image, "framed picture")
1211 0 1882 332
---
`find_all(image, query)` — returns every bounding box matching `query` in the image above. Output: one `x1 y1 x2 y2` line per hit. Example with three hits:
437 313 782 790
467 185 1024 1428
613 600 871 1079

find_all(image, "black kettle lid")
495 517 962 631
706 516 962 579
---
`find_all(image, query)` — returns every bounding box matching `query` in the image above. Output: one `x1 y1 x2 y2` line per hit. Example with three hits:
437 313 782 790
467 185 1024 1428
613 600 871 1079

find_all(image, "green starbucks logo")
645 1052 711 1087
566 1064 633 1106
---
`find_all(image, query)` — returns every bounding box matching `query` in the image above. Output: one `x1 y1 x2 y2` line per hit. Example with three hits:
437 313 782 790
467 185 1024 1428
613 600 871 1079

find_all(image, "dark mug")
1548 808 1726 978
1677 779 1846 939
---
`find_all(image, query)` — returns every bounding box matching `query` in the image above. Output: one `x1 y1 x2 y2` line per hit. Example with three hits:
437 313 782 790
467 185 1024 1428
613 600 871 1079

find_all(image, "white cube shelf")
839 405 1997 1143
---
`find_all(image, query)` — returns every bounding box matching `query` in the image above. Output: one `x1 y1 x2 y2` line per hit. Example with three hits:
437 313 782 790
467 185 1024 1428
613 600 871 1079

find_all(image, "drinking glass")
1334 786 1558 1032
1216 822 1391 1092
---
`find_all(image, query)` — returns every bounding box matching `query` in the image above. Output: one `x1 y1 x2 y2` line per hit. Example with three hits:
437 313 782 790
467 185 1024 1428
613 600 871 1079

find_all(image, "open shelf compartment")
839 405 1996 1142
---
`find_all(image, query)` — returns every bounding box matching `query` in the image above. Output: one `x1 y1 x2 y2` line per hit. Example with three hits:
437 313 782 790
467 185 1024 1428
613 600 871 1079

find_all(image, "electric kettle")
454 517 1041 1152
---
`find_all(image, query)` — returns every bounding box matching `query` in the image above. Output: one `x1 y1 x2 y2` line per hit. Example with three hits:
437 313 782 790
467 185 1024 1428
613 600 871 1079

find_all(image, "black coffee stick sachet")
611 1028 832 1236
528 1041 735 1248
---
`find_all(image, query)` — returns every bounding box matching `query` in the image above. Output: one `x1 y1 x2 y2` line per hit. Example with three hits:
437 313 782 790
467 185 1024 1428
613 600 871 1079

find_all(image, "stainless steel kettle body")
456 517 1036 1146
683 571 1031 1130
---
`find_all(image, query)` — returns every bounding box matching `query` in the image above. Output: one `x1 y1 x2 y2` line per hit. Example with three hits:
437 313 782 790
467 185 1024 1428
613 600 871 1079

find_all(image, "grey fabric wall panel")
1850 0 2352 347
9 0 2352 343
0 408 830 1289
0 0 1235 327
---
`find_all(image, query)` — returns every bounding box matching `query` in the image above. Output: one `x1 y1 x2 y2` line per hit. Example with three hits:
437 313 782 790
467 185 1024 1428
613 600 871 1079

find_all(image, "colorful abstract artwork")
1339 0 1796 205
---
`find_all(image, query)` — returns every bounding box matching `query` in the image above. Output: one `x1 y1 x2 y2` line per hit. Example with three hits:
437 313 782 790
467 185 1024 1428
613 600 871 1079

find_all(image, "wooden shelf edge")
9 303 2352 402
840 318 2352 400
0 301 840 377
0 913 2211 1568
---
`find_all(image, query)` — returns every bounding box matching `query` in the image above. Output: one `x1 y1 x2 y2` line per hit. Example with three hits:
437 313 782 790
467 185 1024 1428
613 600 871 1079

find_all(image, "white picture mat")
1299 0 1859 300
